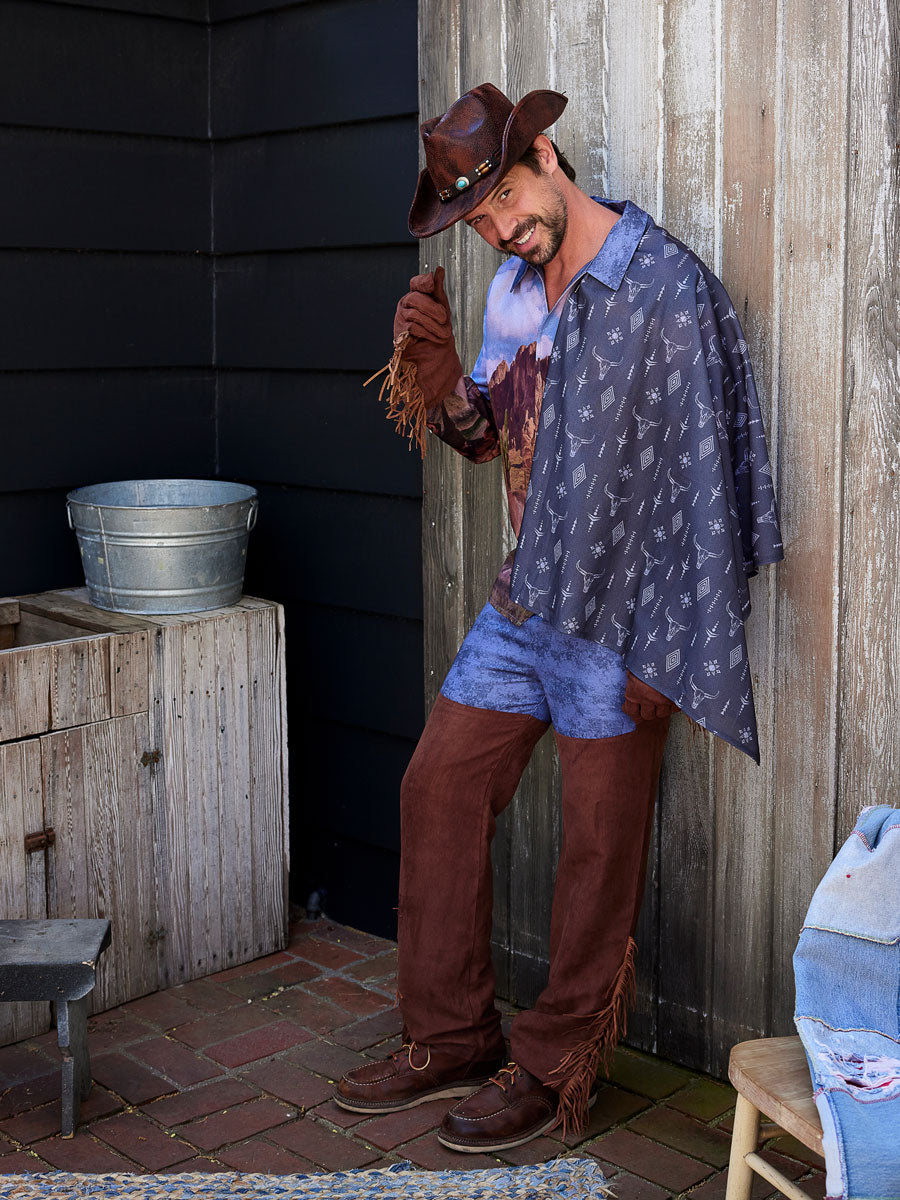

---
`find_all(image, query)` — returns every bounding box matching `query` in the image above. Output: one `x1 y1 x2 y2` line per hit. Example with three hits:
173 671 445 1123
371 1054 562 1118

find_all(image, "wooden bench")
726 1036 825 1200
0 919 111 1137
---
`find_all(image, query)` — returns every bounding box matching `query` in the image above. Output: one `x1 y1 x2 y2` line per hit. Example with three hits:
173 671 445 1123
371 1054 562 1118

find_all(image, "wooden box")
0 589 288 1046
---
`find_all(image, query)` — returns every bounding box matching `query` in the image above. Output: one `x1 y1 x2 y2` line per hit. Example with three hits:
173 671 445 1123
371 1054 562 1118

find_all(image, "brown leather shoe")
438 1062 559 1152
333 1040 506 1114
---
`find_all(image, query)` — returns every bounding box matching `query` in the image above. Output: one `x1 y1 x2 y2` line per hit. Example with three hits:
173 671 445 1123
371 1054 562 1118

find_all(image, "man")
335 83 782 1153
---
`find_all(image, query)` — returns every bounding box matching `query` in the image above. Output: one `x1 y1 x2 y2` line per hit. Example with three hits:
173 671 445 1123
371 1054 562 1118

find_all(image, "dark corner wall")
0 0 421 939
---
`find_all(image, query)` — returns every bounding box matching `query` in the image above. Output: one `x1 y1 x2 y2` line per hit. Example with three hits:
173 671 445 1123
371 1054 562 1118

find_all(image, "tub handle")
66 502 75 530
246 500 259 533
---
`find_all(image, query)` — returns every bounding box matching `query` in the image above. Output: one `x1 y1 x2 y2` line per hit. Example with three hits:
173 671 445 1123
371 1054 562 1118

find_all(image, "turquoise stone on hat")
455 176 469 191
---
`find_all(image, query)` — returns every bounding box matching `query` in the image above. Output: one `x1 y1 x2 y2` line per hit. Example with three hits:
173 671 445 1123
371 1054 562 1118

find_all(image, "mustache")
500 219 538 251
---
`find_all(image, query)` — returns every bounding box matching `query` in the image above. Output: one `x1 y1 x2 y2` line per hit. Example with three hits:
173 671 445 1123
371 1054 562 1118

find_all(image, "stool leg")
725 1093 761 1200
56 996 91 1137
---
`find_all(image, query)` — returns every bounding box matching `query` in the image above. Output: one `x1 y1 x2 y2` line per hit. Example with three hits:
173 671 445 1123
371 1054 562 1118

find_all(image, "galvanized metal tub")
66 479 259 614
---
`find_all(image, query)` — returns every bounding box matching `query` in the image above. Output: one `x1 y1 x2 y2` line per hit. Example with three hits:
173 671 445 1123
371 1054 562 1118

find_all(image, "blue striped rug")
0 1159 610 1198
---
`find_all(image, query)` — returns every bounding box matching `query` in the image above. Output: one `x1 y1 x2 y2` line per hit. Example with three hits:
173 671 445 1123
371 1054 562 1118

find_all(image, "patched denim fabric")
793 805 900 1200
440 601 632 739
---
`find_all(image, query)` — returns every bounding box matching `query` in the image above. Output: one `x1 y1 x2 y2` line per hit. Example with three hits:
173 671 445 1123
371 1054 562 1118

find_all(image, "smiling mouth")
505 221 537 250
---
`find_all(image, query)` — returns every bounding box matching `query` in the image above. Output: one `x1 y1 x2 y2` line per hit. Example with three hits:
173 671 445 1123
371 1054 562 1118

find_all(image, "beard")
501 182 568 265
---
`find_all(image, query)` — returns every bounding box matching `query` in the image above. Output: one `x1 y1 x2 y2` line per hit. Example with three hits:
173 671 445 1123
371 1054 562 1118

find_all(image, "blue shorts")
440 603 634 739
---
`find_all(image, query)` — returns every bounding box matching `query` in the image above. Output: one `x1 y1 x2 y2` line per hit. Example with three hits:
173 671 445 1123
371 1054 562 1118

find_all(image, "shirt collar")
510 199 650 293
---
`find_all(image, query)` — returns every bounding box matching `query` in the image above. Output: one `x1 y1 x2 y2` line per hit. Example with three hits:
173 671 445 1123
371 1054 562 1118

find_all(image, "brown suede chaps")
396 692 670 1135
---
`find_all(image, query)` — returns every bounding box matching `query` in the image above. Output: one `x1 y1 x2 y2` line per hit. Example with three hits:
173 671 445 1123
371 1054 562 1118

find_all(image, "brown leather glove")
622 670 680 721
392 266 463 408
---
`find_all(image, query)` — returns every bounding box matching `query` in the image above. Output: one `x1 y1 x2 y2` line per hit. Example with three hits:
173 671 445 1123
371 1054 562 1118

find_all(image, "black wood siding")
211 0 420 938
0 0 214 597
2 0 420 940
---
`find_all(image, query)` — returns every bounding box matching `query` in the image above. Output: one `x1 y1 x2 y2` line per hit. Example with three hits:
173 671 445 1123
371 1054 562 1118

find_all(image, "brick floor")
0 917 826 1198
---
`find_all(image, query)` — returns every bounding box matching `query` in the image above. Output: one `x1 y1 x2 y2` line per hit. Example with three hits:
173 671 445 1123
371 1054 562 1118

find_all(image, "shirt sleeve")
425 374 500 464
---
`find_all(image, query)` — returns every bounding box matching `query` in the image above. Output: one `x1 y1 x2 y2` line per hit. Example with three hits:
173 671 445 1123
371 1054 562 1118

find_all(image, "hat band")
437 147 503 202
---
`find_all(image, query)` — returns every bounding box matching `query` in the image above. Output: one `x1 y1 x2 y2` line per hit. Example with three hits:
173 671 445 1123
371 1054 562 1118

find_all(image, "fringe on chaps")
548 936 637 1139
364 331 429 457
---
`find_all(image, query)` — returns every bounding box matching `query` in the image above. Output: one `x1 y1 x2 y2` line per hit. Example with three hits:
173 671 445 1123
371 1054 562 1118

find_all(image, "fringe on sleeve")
364 331 429 458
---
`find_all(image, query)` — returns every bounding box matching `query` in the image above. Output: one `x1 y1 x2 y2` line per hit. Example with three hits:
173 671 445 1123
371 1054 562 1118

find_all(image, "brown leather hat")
408 83 568 238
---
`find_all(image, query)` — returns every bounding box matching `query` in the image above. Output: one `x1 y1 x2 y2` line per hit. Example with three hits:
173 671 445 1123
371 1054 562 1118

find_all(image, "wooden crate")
0 589 289 1047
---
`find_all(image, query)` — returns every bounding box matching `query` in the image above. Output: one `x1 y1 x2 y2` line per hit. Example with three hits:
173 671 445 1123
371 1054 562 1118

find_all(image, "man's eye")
498 189 511 202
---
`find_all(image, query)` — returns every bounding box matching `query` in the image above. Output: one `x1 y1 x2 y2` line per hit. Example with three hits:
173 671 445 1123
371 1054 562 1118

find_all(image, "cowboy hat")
408 82 567 238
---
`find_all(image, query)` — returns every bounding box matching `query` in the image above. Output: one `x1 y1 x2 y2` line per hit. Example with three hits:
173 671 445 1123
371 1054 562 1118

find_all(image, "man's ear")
531 134 558 173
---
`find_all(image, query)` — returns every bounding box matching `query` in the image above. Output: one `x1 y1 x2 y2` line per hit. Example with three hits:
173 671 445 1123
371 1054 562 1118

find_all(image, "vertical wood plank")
420 0 466 715
215 612 254 969
606 0 664 1053
837 0 900 840
606 0 661 215
0 739 50 1046
653 0 721 1071
50 636 111 730
110 630 150 717
181 618 222 977
247 606 288 955
153 623 192 987
770 0 848 1034
710 0 780 1066
0 647 51 741
44 715 157 1013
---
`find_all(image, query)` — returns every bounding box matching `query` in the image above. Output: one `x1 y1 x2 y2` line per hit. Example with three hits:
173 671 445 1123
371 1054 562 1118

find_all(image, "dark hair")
518 139 577 182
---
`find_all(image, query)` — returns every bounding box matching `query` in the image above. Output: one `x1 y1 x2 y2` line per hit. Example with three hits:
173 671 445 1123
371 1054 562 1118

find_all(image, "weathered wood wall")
419 0 899 1075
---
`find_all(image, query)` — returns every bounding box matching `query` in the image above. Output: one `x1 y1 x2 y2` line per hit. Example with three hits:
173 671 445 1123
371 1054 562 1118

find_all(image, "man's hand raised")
390 266 463 410
394 266 455 343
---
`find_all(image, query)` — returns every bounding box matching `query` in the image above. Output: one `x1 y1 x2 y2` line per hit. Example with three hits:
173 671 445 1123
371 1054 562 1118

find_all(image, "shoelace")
392 1040 431 1071
489 1062 521 1092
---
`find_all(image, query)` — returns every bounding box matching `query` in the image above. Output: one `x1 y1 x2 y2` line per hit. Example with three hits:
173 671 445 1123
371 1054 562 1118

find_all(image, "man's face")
464 162 568 265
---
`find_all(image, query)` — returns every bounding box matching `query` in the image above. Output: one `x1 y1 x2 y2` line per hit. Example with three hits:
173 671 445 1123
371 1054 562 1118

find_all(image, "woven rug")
0 1158 610 1199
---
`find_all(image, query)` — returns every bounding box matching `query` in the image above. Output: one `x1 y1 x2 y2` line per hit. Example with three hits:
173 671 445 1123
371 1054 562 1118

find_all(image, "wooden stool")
0 919 111 1137
725 1036 825 1200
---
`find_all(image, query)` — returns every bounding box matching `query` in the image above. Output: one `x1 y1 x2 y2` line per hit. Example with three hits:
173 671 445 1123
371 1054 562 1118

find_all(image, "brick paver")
142 1078 260 1126
331 1008 403 1050
130 1036 223 1085
241 1061 334 1110
90 1054 173 1105
287 1038 368 1081
92 1111 195 1170
667 1077 736 1121
305 976 393 1016
180 1097 295 1152
205 1019 311 1068
290 936 365 971
588 1127 713 1190
269 1115 380 1170
0 916 825 1196
215 1137 320 1174
628 1104 733 1166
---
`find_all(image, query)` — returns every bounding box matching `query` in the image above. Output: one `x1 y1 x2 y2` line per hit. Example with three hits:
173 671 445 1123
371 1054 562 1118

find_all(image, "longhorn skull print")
661 329 692 363
694 534 726 568
633 408 662 439
667 469 691 502
522 577 551 608
575 560 603 593
687 674 720 709
604 483 634 516
664 607 690 642
640 541 666 575
547 504 568 532
591 346 623 380
565 423 596 457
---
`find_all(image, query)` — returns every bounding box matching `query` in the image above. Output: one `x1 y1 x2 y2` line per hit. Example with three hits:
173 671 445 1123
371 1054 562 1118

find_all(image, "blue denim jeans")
793 805 900 1199
441 602 633 739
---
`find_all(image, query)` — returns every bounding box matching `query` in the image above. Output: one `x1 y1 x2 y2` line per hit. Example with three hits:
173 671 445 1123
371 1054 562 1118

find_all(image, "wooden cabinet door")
43 713 158 1013
0 739 51 1045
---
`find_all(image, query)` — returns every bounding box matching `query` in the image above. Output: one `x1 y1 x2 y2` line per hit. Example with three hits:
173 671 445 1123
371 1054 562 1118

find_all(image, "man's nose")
493 214 518 243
